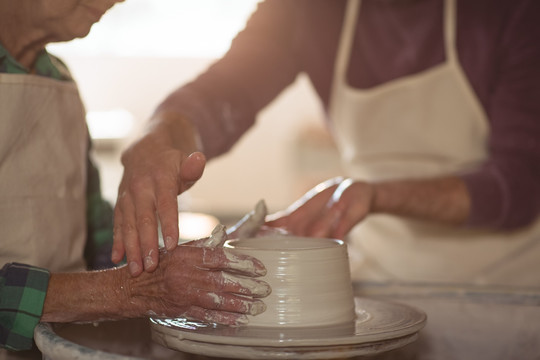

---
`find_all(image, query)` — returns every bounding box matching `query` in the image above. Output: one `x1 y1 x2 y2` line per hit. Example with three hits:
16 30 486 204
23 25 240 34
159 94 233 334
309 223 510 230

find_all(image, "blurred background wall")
48 0 342 226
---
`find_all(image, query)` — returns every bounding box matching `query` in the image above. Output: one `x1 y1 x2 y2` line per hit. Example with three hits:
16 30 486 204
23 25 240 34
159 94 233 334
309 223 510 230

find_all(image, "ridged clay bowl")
224 235 356 328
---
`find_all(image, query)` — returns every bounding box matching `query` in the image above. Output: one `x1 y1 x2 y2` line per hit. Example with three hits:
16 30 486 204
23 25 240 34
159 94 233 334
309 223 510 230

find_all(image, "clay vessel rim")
224 236 344 251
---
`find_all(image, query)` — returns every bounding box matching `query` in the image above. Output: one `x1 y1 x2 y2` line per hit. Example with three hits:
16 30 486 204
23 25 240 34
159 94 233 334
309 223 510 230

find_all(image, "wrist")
337 177 377 213
42 267 137 323
368 177 471 224
149 110 203 154
123 261 168 317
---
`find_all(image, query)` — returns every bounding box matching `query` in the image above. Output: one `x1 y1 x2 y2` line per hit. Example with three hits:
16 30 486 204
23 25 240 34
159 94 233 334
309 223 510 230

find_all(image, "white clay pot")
224 235 356 328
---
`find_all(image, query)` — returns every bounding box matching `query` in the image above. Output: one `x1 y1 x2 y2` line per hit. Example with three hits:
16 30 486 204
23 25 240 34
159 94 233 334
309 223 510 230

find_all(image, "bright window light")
47 0 261 58
178 212 220 241
87 109 134 140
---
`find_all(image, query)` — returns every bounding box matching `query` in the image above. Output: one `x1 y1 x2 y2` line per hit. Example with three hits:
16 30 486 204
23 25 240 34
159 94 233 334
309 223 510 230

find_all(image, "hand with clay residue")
41 223 271 327
127 235 271 326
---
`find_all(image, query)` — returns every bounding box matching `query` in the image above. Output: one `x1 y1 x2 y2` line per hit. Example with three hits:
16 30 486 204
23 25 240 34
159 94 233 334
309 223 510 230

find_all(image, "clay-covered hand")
111 118 206 276
41 225 270 326
127 242 271 326
265 177 375 239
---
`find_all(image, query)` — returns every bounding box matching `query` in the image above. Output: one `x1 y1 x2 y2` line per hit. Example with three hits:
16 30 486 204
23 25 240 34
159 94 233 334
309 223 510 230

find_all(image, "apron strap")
332 0 361 89
444 0 458 64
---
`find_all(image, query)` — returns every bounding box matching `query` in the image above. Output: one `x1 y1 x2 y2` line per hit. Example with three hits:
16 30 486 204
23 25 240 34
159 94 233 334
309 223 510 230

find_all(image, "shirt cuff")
0 263 50 351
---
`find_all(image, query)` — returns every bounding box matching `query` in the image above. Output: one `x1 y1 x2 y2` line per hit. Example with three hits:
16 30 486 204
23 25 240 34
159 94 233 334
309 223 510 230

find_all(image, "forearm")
154 84 255 159
42 264 178 323
41 266 133 323
152 0 302 160
136 110 202 156
372 176 471 225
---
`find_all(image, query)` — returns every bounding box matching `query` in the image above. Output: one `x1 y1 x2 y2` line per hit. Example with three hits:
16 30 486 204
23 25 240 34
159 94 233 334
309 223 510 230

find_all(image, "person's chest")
299 0 498 111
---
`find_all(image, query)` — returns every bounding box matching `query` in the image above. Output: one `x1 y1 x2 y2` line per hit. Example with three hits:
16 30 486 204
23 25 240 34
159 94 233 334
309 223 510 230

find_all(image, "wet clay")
225 236 356 327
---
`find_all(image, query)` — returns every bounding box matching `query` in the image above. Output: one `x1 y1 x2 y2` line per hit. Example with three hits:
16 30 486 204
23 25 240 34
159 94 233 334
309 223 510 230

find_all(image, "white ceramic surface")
224 236 356 327
150 297 427 359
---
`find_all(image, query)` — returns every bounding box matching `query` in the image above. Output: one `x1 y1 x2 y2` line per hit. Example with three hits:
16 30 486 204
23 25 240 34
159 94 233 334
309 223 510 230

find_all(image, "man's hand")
266 175 471 239
111 112 205 276
266 177 375 239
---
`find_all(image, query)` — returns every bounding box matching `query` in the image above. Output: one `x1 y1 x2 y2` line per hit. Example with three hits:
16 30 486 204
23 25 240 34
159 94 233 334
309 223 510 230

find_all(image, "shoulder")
458 0 539 38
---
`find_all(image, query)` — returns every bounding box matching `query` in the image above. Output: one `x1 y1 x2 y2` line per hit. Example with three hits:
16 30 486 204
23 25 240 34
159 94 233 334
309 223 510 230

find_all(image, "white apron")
329 1 540 358
0 73 87 273
329 0 540 288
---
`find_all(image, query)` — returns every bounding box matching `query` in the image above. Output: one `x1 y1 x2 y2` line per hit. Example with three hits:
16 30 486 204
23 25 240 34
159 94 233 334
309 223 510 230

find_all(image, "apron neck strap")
443 0 458 64
333 0 360 85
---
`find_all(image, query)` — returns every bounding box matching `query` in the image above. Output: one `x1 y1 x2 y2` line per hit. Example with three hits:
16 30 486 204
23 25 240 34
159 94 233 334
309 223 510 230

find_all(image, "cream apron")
0 73 87 273
329 1 540 358
330 0 540 288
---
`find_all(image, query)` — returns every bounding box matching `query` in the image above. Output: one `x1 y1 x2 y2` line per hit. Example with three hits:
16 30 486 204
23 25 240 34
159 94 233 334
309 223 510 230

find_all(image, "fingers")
308 180 354 238
312 180 374 239
332 208 361 239
183 306 249 326
201 247 267 277
157 246 271 325
155 186 180 251
256 225 291 236
113 185 160 276
113 151 201 276
113 188 143 275
111 206 126 264
269 182 339 236
123 176 160 275
133 200 159 274
309 205 344 239
172 245 267 277
205 271 271 298
219 272 271 297
182 269 271 299
264 178 373 239
192 289 267 316
159 152 206 251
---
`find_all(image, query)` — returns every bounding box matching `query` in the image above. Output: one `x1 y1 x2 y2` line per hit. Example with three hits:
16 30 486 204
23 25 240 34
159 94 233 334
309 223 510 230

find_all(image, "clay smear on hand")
221 272 271 297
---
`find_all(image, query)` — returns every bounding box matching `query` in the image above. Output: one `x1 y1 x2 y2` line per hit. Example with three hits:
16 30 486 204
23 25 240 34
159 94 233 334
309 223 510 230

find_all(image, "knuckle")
122 222 136 235
128 176 151 194
156 196 177 212
113 225 122 240
154 170 176 184
136 214 155 228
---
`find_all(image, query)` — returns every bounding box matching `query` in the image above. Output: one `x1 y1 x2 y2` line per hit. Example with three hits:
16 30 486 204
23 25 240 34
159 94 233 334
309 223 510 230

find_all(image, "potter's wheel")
150 297 426 359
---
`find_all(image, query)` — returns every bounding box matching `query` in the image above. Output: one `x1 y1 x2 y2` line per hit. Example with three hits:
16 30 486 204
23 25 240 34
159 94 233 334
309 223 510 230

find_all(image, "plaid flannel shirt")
0 264 49 351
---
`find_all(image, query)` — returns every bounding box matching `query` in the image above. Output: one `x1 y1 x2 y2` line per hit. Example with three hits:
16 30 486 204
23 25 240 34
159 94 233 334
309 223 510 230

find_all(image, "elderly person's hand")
126 243 270 325
42 236 271 326
112 112 206 276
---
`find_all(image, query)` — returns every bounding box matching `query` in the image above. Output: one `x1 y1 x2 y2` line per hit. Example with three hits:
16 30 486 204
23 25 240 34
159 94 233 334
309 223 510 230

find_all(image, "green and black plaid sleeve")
0 263 50 351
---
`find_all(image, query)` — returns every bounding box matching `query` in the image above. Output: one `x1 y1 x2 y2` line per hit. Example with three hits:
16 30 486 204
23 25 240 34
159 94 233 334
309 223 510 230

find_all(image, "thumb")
180 151 206 191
